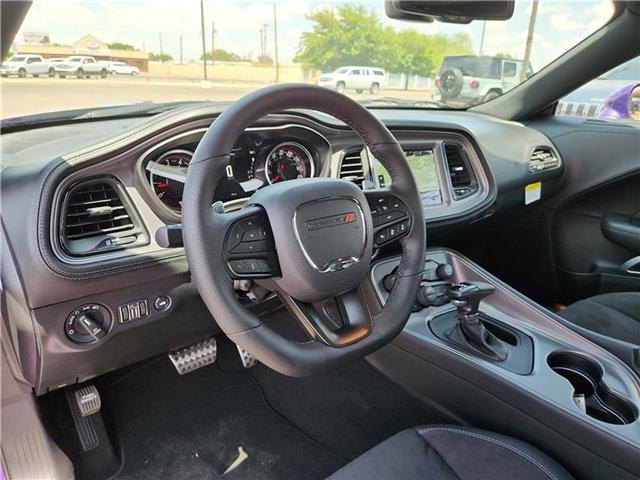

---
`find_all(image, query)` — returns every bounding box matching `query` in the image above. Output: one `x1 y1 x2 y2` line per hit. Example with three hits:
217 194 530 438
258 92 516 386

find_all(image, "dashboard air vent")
339 148 365 188
60 178 147 257
444 143 476 199
528 147 560 173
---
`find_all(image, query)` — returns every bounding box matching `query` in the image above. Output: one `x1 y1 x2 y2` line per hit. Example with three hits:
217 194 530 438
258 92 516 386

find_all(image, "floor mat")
102 357 344 480
248 358 448 460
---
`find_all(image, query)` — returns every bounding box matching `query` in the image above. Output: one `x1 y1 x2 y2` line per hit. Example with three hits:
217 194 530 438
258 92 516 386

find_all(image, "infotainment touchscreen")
375 150 442 206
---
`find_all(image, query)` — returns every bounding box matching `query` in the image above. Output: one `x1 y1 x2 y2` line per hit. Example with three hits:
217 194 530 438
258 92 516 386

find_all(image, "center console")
367 248 640 480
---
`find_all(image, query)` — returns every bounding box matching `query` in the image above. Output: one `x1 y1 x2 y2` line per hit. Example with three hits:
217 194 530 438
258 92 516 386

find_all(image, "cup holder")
547 352 638 425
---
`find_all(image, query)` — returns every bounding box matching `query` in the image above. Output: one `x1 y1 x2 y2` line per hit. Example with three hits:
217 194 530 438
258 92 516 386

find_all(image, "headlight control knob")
65 304 112 343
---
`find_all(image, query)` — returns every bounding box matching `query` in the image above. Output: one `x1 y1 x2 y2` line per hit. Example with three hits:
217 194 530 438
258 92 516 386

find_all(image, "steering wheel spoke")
364 191 412 247
279 289 372 347
221 205 280 279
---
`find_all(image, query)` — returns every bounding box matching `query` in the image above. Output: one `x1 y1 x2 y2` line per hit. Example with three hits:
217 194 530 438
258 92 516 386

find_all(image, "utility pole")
200 0 208 80
159 32 164 62
263 23 268 59
521 0 539 82
179 35 183 65
259 28 264 60
478 21 486 56
211 21 217 65
273 3 279 82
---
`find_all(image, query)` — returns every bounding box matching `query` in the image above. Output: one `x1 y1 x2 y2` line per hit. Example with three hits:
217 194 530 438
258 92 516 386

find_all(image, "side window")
557 56 640 122
502 62 517 78
350 69 360 76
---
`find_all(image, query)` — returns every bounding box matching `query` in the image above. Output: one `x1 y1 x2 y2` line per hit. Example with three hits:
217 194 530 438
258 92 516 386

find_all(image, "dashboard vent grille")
444 143 476 199
339 148 365 188
60 178 147 256
528 147 560 173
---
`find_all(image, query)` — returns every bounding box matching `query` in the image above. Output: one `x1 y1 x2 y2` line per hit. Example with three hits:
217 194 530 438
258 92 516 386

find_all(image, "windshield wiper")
358 97 450 109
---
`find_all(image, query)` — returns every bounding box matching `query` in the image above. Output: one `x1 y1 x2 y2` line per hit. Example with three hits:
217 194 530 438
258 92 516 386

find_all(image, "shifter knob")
448 281 495 316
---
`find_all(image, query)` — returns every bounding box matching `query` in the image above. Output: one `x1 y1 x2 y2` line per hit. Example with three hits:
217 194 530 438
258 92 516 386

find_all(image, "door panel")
529 116 640 303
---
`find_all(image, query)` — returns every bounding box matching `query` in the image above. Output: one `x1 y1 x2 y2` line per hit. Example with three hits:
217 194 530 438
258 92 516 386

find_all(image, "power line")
273 3 279 82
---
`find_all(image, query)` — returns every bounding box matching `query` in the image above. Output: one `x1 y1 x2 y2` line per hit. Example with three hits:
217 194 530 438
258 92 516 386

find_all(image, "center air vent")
528 147 560 173
444 143 477 199
59 178 147 257
339 148 365 188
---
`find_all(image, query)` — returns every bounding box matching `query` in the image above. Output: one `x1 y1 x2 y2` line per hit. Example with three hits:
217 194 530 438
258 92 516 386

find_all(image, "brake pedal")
65 385 101 451
236 344 257 368
169 336 217 375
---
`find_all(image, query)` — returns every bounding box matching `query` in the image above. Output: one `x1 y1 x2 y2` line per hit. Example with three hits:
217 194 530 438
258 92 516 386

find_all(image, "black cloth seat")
559 292 640 345
327 425 573 480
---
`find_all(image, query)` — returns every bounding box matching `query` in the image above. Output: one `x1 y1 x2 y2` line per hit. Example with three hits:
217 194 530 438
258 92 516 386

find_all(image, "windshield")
7 56 26 62
2 0 614 119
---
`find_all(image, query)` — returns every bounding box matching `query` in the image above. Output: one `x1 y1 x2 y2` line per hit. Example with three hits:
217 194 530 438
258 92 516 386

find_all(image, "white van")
317 66 385 94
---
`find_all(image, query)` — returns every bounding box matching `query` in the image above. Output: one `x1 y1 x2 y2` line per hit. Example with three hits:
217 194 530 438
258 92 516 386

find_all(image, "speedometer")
148 149 192 211
265 142 314 184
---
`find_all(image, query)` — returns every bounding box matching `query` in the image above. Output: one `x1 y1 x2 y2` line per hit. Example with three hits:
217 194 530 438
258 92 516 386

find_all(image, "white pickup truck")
54 56 109 78
0 55 55 78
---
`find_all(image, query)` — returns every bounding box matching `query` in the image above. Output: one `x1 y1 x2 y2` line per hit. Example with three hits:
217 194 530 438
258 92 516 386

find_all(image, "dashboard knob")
417 285 438 307
65 304 111 343
436 263 454 281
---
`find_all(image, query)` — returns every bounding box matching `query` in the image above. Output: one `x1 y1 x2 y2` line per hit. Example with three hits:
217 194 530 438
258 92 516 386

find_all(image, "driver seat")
327 425 573 480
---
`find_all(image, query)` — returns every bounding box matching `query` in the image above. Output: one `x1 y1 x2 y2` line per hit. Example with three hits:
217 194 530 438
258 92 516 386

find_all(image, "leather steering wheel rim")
182 84 425 376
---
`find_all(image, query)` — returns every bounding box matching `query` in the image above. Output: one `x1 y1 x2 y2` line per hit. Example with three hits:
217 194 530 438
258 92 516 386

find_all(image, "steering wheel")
182 84 425 376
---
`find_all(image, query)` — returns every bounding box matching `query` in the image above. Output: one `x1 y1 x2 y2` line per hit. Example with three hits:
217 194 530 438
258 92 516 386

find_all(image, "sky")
17 0 614 71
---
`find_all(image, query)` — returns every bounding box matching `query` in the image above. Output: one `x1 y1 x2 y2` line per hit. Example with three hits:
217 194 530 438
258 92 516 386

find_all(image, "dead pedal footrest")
169 336 217 375
65 385 101 451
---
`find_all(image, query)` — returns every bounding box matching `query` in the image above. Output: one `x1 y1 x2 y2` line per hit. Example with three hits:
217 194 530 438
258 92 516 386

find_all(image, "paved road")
1 76 435 119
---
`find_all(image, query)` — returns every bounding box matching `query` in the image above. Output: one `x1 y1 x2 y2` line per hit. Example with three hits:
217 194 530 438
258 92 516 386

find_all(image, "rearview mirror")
385 0 514 24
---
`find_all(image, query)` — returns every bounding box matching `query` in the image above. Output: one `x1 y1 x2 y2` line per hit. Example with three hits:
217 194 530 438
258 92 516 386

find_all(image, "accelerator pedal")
65 385 101 451
169 336 217 375
236 344 257 369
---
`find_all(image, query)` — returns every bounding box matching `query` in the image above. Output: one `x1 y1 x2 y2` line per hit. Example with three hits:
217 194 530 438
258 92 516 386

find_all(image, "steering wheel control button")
154 295 172 312
118 299 150 323
65 304 112 343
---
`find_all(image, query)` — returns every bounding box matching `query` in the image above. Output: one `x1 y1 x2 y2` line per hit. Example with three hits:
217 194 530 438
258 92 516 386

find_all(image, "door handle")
601 213 640 252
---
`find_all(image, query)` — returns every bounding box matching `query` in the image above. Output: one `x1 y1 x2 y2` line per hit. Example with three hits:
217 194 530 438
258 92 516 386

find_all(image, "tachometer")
265 142 314 184
148 149 192 211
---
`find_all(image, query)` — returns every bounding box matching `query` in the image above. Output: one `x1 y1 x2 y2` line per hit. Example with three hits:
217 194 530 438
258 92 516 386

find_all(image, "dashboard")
0 104 564 394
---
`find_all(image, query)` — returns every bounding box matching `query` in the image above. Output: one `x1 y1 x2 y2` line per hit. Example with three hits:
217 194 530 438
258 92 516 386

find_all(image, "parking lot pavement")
1 76 435 119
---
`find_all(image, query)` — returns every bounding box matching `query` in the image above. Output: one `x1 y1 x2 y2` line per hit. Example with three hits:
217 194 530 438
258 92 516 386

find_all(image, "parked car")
0 54 53 78
557 58 640 117
316 66 385 94
108 61 139 76
54 55 109 78
436 55 533 104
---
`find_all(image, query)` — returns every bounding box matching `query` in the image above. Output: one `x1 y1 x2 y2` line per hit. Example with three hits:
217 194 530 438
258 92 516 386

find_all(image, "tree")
255 55 274 65
149 52 173 62
295 5 384 72
108 42 135 51
495 52 513 59
295 4 472 87
201 49 242 62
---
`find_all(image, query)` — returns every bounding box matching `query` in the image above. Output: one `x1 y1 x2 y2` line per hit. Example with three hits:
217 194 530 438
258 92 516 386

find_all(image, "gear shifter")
447 282 507 361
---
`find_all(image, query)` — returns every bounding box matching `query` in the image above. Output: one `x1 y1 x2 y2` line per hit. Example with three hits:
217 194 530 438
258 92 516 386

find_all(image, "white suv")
317 66 385 94
436 55 533 104
0 55 54 78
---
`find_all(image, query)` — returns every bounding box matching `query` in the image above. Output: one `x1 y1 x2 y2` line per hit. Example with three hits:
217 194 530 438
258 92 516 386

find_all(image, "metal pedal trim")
236 344 257 369
75 385 101 417
169 336 217 375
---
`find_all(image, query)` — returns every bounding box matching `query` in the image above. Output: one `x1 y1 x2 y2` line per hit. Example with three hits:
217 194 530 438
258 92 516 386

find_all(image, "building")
16 34 149 72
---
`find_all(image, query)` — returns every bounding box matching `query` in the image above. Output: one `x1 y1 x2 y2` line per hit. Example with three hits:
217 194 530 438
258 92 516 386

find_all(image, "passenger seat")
559 292 639 373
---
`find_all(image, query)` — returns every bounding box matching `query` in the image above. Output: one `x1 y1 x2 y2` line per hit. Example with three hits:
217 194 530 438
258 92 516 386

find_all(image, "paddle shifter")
447 282 507 361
